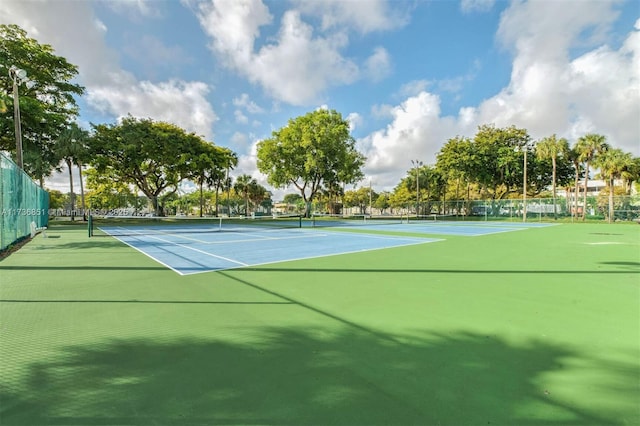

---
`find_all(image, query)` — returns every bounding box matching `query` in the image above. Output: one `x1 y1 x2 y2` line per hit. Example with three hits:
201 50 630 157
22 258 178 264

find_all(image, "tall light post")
368 178 372 217
9 66 34 169
522 143 529 222
411 160 423 216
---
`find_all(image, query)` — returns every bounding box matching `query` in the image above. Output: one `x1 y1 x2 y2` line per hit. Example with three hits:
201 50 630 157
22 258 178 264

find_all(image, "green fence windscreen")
1 152 49 251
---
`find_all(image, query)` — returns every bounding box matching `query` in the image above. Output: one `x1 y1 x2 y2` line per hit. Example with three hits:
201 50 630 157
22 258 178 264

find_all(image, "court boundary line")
102 227 440 276
182 238 444 276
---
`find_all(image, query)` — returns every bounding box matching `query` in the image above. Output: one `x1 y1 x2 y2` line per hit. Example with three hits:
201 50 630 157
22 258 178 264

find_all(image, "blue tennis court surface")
312 220 556 236
98 220 553 274
99 226 441 275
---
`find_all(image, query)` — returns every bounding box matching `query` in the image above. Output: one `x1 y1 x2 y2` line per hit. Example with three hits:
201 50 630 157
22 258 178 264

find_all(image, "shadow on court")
1 327 633 425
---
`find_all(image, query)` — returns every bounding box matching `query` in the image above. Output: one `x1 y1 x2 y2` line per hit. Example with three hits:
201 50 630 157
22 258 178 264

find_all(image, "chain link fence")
1 152 49 251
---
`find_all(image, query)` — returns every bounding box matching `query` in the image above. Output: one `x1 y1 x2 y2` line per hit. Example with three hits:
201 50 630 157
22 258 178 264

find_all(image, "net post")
88 214 93 237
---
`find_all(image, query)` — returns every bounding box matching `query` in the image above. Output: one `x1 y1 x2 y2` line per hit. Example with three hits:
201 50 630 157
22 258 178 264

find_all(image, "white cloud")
87 79 217 139
293 0 410 34
230 131 251 149
358 0 639 193
398 80 430 98
233 93 264 114
0 0 218 140
234 110 249 124
346 112 363 131
358 91 464 189
197 1 359 105
365 47 392 82
104 0 161 18
460 0 496 14
478 0 639 150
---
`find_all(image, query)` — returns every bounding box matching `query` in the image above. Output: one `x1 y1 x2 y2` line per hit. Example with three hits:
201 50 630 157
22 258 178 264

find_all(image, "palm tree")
595 148 634 223
233 174 256 216
574 134 608 220
621 156 640 193
565 147 582 220
536 135 569 219
56 123 89 221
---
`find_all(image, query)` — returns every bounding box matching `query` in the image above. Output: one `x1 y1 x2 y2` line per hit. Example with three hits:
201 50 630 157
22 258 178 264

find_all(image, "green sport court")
1 220 638 425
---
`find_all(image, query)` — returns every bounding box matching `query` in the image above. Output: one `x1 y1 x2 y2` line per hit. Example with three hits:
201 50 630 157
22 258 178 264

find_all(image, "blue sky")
1 0 638 199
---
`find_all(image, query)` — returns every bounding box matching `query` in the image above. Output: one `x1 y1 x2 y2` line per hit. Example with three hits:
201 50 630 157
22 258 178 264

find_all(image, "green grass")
1 222 638 425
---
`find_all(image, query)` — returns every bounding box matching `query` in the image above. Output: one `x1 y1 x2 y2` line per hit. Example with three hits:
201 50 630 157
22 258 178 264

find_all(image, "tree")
47 189 65 210
389 184 413 213
435 127 531 201
620 156 640 193
473 125 531 199
89 116 210 216
566 147 583 220
575 133 608 220
373 192 391 214
233 174 256 216
186 143 232 217
344 186 374 215
594 148 634 223
536 135 569 219
57 123 90 220
1 24 84 177
84 167 140 211
249 183 271 213
214 150 237 216
436 136 476 202
256 109 365 217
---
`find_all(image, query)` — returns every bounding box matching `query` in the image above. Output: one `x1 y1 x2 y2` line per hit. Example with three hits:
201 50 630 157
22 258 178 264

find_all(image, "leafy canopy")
0 24 84 178
88 116 217 215
256 109 365 212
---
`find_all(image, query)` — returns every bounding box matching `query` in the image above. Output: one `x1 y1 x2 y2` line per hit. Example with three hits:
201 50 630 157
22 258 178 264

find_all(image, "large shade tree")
256 109 366 217
0 24 84 177
89 116 213 216
436 136 476 202
473 125 531 199
435 126 531 200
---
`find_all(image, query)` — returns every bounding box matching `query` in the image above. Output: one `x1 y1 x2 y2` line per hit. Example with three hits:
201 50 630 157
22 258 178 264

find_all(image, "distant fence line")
42 194 640 222
338 195 640 222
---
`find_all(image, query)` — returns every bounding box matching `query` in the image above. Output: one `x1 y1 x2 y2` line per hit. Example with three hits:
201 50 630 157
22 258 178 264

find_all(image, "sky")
1 0 639 200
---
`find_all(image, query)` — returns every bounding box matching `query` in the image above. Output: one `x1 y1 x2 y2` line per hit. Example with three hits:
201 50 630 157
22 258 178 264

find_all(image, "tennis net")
405 214 460 223
310 213 407 228
88 214 302 237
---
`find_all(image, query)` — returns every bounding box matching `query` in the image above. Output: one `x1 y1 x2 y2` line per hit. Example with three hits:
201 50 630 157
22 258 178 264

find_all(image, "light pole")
411 160 423 216
368 178 372 217
8 66 34 169
522 144 528 222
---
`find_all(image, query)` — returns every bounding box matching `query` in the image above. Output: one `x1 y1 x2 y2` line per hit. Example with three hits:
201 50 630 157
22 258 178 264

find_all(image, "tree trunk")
152 195 160 216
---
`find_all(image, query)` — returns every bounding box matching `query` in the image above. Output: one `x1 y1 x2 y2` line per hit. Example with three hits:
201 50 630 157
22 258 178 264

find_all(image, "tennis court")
92 217 550 274
96 221 441 275
1 221 638 425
